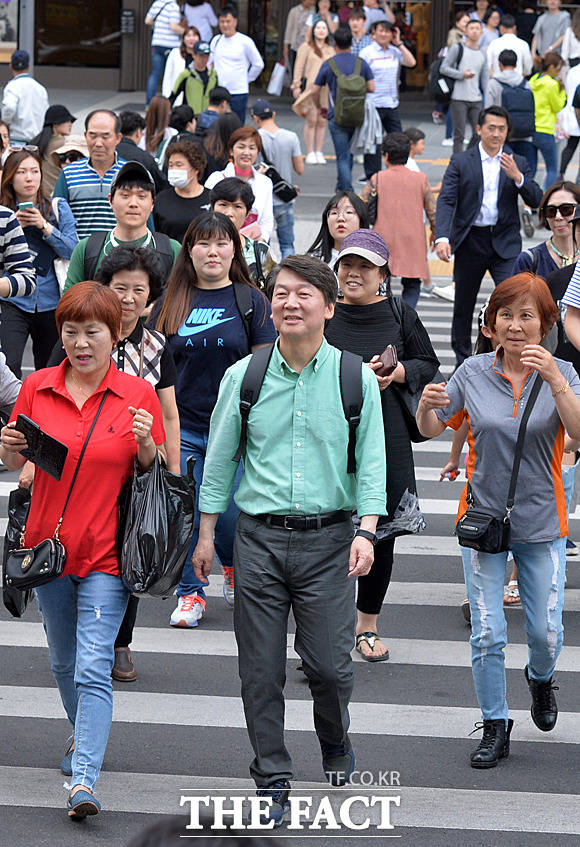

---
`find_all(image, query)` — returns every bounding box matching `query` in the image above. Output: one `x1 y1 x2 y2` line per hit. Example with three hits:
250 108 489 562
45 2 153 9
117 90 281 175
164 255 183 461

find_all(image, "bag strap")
51 197 60 224
455 42 464 69
339 350 363 475
467 373 543 517
55 389 109 537
252 241 266 289
84 231 108 280
233 343 275 462
232 281 255 344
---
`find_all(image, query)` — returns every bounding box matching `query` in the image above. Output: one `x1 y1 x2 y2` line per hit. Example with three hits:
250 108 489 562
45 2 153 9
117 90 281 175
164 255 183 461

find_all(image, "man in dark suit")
116 111 168 194
435 105 543 366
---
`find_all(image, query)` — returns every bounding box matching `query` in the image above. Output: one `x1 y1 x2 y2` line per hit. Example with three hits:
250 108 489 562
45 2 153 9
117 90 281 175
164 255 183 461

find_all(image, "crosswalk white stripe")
0 686 577 743
2 625 579 670
0 766 577 834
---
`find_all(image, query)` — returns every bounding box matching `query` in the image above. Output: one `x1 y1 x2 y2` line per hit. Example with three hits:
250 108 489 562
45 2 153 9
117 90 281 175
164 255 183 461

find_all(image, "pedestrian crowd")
0 0 578 831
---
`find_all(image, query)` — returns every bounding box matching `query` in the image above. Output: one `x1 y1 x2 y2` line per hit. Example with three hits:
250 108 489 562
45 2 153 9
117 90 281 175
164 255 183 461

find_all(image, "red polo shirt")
12 360 166 578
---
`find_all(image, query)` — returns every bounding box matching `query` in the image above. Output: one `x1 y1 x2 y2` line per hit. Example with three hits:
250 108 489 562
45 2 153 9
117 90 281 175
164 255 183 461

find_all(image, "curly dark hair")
96 246 165 304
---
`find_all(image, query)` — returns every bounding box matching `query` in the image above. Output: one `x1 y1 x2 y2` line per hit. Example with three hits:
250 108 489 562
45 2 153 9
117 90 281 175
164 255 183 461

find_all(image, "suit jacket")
435 144 543 259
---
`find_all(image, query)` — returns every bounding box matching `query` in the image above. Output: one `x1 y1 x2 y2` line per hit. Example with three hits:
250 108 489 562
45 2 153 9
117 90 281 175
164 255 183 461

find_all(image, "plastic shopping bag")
118 454 195 596
267 62 286 97
2 486 32 617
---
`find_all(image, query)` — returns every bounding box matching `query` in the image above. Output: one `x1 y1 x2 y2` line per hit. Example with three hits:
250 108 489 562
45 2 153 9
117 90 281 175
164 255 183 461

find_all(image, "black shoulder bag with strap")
260 146 299 204
5 390 110 590
84 232 174 282
232 344 363 473
456 373 542 554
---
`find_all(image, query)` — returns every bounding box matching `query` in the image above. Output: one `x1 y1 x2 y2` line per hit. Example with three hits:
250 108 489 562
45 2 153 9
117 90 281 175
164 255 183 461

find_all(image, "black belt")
251 510 350 531
472 224 495 231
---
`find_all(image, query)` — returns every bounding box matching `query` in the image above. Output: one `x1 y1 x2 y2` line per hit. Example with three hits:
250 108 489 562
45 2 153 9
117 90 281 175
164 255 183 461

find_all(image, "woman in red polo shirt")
0 282 165 821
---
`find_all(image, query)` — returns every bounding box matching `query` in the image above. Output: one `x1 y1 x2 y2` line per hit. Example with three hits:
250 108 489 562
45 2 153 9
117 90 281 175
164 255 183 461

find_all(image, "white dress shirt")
487 33 533 77
474 143 524 227
1 74 49 142
209 31 264 95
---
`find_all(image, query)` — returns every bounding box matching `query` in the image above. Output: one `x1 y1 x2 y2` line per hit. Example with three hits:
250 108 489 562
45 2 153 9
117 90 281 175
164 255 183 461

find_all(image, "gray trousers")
450 98 482 154
233 512 356 786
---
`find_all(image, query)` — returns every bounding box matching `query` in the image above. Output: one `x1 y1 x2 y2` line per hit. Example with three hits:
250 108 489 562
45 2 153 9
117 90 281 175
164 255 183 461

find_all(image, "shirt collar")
479 142 503 164
87 152 122 177
37 358 129 399
271 337 332 375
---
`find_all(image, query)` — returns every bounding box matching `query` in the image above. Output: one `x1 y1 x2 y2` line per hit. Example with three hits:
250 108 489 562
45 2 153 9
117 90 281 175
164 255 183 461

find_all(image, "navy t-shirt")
315 53 374 122
163 284 277 432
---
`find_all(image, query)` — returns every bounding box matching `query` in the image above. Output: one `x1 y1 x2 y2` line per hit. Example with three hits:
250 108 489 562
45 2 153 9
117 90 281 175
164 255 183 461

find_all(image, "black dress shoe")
112 647 137 681
470 718 513 769
524 665 558 731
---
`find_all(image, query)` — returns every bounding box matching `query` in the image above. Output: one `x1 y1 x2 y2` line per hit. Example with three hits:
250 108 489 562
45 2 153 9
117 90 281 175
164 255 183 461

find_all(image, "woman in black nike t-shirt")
151 211 276 627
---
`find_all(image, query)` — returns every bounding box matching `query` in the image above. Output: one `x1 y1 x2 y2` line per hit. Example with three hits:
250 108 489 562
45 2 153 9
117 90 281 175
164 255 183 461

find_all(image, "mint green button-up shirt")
199 338 387 517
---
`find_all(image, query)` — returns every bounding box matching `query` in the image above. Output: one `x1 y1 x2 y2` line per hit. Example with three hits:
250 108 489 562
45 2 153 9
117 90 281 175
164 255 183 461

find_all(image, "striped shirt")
0 206 36 297
562 261 580 309
52 156 126 240
359 42 403 108
147 0 182 48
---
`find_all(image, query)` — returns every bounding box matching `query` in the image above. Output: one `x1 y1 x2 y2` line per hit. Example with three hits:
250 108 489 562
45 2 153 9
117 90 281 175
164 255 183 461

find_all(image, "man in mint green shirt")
63 161 180 291
193 255 386 825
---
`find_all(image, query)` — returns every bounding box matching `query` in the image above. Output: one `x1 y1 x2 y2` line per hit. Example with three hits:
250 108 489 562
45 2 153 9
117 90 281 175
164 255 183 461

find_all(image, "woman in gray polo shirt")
417 273 580 769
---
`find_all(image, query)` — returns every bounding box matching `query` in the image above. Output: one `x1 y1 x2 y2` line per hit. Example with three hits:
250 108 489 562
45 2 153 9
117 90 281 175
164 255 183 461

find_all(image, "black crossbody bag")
5 391 109 591
260 148 299 203
456 374 542 554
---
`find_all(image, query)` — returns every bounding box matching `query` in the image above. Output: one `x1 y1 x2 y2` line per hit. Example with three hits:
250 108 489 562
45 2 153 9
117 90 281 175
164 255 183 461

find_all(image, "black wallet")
16 414 68 480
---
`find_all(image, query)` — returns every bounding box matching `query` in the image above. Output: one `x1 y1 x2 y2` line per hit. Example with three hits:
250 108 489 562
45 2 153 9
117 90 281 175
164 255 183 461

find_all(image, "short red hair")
228 125 262 154
487 273 559 336
56 281 122 344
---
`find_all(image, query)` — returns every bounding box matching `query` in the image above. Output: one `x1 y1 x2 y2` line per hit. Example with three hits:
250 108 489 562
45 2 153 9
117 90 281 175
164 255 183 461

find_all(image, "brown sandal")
355 631 390 663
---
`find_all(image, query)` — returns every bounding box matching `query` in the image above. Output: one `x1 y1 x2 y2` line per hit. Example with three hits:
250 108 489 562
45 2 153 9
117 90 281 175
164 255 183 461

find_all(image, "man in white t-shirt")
210 5 264 124
145 0 184 104
487 14 533 77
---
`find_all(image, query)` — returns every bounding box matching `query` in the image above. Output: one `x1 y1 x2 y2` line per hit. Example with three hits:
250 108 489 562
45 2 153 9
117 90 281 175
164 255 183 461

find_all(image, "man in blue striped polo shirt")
53 110 125 240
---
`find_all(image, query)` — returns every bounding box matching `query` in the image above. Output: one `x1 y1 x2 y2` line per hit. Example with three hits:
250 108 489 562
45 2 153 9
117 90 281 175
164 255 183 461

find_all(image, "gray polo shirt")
435 350 580 544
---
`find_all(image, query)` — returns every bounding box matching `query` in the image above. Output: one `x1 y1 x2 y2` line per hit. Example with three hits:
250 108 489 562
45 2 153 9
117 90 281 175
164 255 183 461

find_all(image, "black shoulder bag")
5 390 109 590
260 148 299 203
456 374 542 554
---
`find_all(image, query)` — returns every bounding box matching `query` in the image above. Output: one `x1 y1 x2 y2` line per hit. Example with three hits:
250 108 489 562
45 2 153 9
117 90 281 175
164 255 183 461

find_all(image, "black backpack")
233 344 364 473
83 231 175 283
498 80 535 138
428 43 463 105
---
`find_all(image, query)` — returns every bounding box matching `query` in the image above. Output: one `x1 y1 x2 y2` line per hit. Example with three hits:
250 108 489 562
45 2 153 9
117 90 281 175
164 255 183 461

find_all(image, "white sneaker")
222 566 234 608
305 151 317 165
315 151 326 164
170 594 206 628
421 282 435 295
431 283 455 302
441 138 453 147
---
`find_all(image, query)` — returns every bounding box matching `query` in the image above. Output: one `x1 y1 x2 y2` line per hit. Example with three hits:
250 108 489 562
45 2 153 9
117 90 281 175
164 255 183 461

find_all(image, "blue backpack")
498 80 535 139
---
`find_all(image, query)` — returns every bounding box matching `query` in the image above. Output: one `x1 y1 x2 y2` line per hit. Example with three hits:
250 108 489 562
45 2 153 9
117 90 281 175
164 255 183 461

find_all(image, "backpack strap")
152 232 175 280
233 342 275 462
339 350 364 475
83 231 108 280
524 247 539 274
233 282 255 344
328 57 342 80
252 241 266 289
455 42 464 68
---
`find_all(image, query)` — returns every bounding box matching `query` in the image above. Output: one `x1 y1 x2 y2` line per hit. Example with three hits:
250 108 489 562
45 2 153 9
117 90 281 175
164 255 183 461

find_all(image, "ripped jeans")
462 540 566 722
35 572 129 791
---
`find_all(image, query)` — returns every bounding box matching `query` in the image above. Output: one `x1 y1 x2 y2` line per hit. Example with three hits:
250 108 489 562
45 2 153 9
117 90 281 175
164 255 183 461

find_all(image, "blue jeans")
328 119 355 191
146 45 172 104
230 94 248 124
177 427 243 598
401 278 421 310
273 203 295 257
510 140 536 176
462 539 565 722
532 131 559 189
35 572 129 791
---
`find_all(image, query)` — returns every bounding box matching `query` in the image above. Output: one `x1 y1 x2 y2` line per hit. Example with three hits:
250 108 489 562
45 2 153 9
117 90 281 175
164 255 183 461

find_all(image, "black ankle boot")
524 666 558 732
470 718 513 769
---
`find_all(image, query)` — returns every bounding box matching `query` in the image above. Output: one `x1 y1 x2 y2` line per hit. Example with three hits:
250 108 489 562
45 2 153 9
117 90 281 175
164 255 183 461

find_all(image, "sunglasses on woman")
544 203 577 219
58 152 84 165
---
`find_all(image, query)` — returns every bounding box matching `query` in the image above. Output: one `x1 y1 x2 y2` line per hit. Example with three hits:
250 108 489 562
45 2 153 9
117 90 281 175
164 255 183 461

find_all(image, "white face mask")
168 168 191 189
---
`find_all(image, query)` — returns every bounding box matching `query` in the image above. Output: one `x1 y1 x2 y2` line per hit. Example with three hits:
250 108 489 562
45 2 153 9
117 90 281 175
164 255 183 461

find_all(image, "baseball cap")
251 99 274 119
194 41 211 55
110 161 156 194
11 50 30 71
336 229 390 267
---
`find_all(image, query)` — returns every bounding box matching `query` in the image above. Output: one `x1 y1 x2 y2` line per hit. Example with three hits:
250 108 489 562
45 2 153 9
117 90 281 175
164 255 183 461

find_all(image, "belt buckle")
283 515 294 530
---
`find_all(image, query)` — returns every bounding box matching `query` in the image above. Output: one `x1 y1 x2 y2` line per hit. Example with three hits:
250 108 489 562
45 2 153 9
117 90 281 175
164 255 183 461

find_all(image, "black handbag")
260 148 299 203
367 177 377 226
2 485 32 616
4 390 109 591
456 374 542 554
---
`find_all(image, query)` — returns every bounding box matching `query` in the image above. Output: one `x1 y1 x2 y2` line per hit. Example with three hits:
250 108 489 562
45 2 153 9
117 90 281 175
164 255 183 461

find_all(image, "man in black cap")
62 161 181 290
252 98 303 257
169 41 218 113
1 50 49 143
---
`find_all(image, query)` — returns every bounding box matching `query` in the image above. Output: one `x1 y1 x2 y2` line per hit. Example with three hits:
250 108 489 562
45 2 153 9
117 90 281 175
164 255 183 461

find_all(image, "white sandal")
503 579 521 606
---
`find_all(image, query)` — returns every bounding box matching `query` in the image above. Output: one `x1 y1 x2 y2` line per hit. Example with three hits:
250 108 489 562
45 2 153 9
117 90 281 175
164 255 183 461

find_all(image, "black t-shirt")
544 263 580 376
153 187 212 243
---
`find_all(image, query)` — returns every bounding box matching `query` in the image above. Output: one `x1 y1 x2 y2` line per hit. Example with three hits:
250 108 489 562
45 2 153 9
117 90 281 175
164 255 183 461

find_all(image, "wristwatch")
355 529 377 545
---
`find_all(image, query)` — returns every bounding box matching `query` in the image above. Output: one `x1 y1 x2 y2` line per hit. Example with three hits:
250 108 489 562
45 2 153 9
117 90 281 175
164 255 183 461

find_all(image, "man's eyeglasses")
544 203 577 219
58 152 84 165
